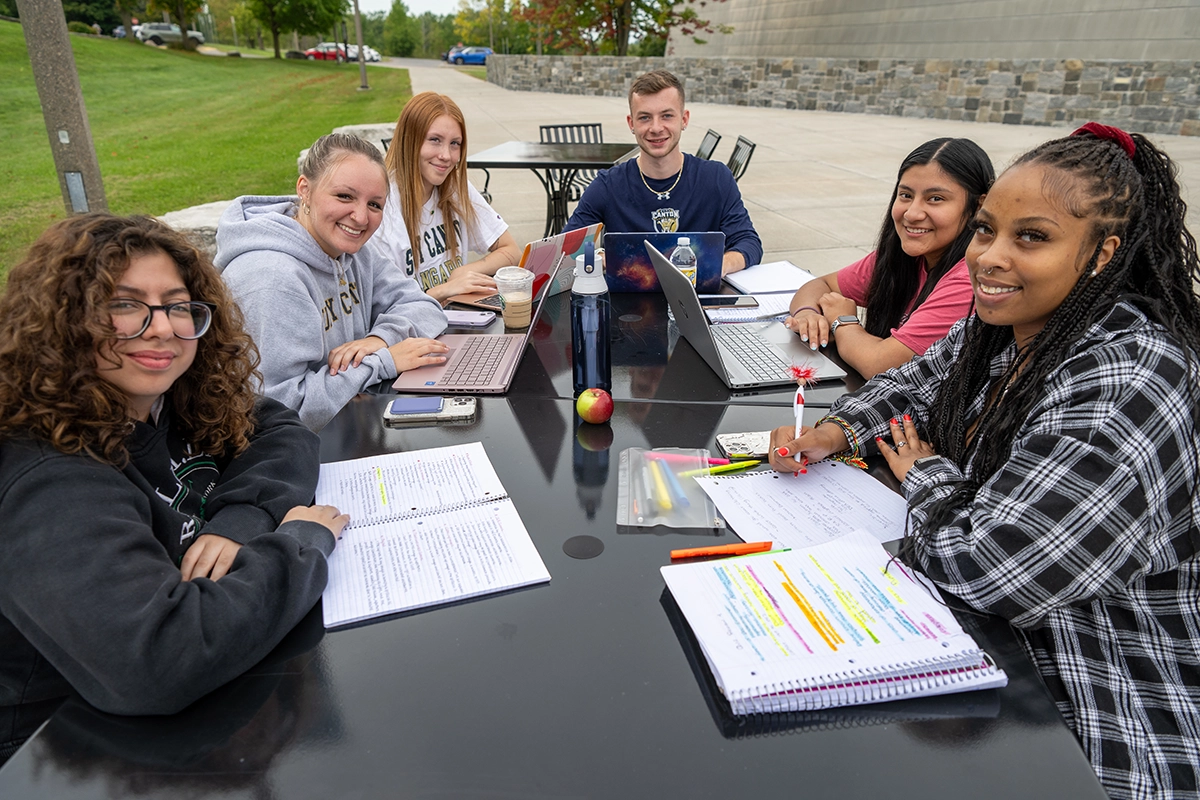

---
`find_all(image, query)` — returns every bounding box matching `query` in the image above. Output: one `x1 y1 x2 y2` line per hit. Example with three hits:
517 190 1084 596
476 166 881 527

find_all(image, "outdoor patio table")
467 141 638 237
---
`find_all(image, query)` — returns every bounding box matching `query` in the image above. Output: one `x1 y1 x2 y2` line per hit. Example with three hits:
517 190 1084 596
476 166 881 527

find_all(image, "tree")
516 0 729 57
245 0 347 58
113 0 147 44
454 0 534 54
382 0 416 57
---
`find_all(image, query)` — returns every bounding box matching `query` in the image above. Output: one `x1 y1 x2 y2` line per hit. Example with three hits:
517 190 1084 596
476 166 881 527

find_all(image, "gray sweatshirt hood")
214 195 345 278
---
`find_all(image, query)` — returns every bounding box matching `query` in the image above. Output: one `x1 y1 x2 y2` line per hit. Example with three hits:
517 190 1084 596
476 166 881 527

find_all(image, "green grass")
456 65 488 81
0 21 411 275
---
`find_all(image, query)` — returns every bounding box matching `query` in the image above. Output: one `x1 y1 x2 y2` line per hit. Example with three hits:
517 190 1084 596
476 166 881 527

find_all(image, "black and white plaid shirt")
832 299 1200 800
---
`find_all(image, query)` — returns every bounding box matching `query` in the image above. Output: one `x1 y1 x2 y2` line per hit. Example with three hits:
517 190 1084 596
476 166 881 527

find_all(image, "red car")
305 42 346 62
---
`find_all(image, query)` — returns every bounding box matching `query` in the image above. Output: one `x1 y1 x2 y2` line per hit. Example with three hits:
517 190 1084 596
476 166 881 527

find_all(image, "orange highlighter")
670 541 773 560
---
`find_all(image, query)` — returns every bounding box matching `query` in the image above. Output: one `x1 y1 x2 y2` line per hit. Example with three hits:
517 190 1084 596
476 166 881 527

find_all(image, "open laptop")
392 260 562 395
645 241 846 389
448 223 603 310
604 231 724 293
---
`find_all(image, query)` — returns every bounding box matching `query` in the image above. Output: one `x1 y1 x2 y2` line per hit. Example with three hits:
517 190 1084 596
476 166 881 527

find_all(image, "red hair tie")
1071 122 1136 159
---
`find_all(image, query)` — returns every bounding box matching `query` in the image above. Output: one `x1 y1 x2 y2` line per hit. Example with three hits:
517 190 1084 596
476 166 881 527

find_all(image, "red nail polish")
903 414 912 422
890 418 899 425
776 447 790 457
800 468 807 474
875 437 883 443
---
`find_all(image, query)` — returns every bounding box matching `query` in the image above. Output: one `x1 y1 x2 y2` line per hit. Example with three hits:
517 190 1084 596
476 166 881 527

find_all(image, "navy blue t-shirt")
566 154 762 268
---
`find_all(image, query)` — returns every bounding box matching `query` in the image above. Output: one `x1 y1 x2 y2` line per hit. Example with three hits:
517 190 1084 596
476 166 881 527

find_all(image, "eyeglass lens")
109 300 213 340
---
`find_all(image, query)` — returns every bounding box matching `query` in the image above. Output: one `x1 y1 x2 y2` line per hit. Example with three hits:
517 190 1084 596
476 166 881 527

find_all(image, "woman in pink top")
786 138 993 378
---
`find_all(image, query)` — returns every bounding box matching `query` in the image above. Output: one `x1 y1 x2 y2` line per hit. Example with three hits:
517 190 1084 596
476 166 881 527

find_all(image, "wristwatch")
829 315 860 335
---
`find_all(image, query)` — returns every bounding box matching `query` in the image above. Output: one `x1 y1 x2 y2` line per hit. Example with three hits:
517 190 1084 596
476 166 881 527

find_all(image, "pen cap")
573 250 608 295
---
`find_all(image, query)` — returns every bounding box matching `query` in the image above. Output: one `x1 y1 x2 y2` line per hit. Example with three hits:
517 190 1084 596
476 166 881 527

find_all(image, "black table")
0 396 1107 798
468 141 638 237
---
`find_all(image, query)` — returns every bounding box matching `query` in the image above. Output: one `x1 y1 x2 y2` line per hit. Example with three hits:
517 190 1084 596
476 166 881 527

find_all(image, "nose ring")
984 266 995 276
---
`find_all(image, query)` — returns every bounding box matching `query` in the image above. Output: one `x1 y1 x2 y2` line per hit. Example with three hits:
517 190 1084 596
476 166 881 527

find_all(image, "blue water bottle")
571 242 612 394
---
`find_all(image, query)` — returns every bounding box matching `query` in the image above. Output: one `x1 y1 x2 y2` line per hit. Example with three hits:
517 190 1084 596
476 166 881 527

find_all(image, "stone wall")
666 0 1197 62
487 56 1200 137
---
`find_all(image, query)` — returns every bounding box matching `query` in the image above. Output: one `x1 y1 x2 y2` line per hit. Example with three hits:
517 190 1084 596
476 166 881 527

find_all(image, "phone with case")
714 431 771 459
383 396 477 427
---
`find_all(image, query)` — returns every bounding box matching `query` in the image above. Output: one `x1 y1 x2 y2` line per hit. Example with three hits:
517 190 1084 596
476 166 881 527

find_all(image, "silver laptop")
645 241 846 388
392 261 561 395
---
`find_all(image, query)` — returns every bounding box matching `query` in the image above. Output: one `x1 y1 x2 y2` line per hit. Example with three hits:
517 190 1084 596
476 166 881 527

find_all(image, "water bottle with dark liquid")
570 243 611 394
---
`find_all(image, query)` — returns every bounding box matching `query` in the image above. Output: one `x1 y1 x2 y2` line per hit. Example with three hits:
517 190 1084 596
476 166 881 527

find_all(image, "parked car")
136 22 204 45
304 42 346 62
113 25 126 39
442 45 464 62
453 46 492 65
345 44 381 62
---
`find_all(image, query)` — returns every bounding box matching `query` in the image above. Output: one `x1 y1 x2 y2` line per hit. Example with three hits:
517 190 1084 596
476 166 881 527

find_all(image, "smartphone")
383 396 477 426
699 295 759 309
715 431 771 459
445 309 497 328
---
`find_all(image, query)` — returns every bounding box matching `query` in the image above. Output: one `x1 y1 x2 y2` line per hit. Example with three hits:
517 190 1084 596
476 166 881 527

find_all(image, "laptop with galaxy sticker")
602 231 724 293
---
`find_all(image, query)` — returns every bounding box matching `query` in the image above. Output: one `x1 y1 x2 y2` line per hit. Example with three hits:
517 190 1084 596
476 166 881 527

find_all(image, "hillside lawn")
0 21 412 277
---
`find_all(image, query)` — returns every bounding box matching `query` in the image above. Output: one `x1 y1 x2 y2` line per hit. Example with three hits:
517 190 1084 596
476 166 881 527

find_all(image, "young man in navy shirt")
565 70 762 276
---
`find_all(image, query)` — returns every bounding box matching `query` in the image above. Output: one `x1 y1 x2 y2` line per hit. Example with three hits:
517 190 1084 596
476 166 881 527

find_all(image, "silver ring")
896 441 908 448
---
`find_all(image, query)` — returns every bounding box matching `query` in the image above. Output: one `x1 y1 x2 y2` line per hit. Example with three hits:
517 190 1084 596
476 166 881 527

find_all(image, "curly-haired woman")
0 214 347 765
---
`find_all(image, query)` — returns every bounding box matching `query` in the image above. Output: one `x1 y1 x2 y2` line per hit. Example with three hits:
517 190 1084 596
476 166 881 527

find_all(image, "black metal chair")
696 129 721 161
381 137 391 152
539 123 604 202
726 135 757 182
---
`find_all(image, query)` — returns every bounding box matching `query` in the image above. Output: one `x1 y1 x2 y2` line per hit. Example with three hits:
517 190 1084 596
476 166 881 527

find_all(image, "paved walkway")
391 58 1200 276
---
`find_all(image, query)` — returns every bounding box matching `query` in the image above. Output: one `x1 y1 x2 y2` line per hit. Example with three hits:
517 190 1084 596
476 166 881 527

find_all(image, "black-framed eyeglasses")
107 299 216 340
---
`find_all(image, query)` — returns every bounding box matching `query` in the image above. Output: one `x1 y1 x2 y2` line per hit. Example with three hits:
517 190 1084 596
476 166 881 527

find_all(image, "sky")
355 0 449 18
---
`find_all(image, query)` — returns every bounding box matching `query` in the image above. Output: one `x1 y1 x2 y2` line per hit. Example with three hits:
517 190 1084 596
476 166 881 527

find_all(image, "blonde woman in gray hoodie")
216 134 449 431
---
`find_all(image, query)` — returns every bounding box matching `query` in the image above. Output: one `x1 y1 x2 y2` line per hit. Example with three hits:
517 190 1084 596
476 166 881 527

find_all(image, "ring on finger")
896 441 908 448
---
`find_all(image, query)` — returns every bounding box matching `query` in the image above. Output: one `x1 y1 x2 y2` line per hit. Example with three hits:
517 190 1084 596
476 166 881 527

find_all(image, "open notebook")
316 442 550 628
661 529 1007 715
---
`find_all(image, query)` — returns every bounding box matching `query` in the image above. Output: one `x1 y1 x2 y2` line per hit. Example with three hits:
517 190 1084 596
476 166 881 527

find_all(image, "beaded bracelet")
813 414 868 470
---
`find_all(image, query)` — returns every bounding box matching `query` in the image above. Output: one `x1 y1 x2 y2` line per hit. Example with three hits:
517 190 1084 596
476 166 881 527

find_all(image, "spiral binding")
727 650 999 715
346 495 508 530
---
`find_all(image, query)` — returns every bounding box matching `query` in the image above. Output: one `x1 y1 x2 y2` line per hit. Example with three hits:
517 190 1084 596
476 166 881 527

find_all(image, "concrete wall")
487 55 1200 136
667 0 1200 62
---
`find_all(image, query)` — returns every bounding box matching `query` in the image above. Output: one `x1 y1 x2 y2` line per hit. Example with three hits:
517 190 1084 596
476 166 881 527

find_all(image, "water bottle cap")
677 237 690 246
573 252 609 295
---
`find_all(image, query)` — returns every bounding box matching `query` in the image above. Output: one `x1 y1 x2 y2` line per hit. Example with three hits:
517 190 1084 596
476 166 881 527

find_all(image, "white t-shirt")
374 181 507 293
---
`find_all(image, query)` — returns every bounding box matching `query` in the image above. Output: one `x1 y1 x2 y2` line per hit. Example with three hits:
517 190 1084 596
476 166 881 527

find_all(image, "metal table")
468 141 638 237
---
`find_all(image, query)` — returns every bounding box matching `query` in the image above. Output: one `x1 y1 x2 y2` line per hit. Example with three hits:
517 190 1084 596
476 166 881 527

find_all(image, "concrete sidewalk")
396 58 1200 276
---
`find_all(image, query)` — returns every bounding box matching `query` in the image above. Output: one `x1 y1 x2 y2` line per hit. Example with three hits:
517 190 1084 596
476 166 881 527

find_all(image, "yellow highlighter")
648 459 674 512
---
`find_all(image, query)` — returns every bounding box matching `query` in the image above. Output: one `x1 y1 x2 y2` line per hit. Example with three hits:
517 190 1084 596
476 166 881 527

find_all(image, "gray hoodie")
215 196 447 431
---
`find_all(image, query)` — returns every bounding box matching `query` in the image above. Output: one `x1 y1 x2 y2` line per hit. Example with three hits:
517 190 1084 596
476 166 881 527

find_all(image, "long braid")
915 129 1200 539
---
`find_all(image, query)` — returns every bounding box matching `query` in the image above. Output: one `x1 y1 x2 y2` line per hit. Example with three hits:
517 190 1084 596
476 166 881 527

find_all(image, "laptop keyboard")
711 324 792 382
474 294 504 309
441 336 510 386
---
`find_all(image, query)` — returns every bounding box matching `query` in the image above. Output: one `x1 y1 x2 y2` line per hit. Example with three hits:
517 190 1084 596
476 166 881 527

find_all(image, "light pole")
15 0 107 215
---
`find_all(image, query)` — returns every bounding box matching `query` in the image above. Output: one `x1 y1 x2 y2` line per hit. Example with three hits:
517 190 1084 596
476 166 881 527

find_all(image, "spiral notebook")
660 529 1007 715
316 443 551 628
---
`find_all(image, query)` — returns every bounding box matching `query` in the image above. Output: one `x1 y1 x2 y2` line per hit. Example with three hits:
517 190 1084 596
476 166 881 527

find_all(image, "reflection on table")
467 141 638 237
0 397 1106 799
503 290 863 407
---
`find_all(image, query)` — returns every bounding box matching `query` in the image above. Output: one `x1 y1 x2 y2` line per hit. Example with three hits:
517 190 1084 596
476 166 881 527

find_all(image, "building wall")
487 55 1200 136
666 0 1200 62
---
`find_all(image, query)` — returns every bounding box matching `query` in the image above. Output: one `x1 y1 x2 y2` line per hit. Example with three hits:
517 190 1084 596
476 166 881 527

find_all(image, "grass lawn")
455 65 487 81
0 21 410 276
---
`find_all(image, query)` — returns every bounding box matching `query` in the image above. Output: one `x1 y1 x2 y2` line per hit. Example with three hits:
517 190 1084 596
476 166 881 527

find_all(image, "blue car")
453 46 492 65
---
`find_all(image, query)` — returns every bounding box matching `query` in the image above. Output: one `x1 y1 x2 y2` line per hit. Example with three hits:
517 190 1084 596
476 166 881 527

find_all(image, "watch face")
837 315 859 324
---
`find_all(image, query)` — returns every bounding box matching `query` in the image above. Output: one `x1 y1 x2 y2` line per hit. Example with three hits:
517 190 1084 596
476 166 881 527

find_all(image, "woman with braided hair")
769 124 1200 798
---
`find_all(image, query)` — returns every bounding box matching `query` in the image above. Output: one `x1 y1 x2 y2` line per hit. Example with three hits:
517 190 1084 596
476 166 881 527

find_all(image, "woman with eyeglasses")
0 214 347 764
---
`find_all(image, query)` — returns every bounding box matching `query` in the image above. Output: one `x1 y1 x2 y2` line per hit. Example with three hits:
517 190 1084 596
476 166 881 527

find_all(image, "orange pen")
670 541 774 560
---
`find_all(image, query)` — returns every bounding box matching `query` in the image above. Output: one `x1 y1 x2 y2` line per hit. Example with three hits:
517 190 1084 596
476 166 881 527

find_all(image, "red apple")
575 388 614 424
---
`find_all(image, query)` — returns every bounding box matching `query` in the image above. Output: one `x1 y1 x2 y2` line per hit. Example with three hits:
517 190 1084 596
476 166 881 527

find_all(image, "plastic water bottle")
669 236 698 287
571 243 612 394
666 236 697 323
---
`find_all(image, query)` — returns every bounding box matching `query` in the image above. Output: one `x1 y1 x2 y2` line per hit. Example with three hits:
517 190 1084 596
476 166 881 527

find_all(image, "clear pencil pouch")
616 448 726 530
